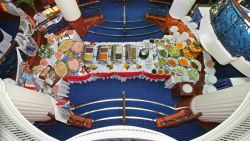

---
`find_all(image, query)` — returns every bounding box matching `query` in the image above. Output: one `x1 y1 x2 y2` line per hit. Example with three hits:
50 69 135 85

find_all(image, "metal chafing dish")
83 46 94 62
111 44 123 62
125 44 137 64
97 45 109 63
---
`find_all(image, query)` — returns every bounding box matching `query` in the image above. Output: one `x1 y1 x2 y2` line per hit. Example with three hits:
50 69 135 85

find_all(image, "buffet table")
15 30 217 99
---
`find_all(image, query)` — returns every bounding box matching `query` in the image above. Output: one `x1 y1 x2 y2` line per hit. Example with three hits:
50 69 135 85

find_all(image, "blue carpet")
42 79 207 141
0 21 20 38
213 58 245 79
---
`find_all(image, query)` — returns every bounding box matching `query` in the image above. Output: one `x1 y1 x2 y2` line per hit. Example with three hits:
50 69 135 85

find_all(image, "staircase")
82 0 163 42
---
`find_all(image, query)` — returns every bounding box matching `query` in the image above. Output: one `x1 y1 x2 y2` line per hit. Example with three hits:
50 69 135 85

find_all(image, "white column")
54 0 81 21
4 82 55 122
169 0 196 19
191 82 250 123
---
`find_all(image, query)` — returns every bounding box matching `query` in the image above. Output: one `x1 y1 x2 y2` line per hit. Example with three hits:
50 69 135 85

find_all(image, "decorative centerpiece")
38 44 53 59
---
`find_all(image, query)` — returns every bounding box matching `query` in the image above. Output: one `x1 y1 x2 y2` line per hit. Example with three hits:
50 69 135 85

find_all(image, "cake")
67 59 80 72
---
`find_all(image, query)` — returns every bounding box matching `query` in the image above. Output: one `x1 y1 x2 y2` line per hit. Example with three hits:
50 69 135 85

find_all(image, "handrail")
123 0 126 37
78 0 100 7
88 29 161 37
150 0 172 5
104 19 145 23
232 0 250 23
35 11 61 31
95 24 155 30
122 91 126 125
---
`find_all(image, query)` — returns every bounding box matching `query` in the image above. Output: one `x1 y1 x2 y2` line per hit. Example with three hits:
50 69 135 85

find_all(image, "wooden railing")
232 0 250 22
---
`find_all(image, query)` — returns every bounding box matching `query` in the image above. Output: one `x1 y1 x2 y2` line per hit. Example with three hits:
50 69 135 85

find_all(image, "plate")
71 41 84 53
182 84 193 93
158 58 167 66
178 57 190 67
58 39 74 52
164 69 170 75
158 69 163 75
54 61 68 77
168 47 180 57
67 59 80 72
167 57 177 67
176 42 185 50
191 59 202 71
188 68 199 81
174 66 188 76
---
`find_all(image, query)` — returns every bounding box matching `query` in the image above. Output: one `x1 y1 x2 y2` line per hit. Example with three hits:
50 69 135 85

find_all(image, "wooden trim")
232 0 250 23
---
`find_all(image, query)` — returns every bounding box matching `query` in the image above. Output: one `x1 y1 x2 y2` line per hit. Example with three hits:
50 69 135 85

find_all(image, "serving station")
15 28 216 128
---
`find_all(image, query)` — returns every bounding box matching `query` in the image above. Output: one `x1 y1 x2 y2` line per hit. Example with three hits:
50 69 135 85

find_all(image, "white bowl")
182 84 193 93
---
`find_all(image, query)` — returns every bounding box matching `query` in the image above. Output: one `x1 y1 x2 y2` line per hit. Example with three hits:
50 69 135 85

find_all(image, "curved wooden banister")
232 0 250 23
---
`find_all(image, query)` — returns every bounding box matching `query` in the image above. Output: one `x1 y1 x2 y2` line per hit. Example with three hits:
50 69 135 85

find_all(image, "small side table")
171 82 196 98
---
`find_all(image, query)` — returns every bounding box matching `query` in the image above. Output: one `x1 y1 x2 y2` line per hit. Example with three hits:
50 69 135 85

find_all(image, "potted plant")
15 0 38 13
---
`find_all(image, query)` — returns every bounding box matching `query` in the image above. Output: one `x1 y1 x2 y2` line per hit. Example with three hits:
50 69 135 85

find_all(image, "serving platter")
54 61 68 77
58 39 74 52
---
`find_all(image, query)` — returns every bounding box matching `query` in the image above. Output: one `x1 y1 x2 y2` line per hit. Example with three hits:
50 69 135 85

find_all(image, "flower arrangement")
38 44 53 59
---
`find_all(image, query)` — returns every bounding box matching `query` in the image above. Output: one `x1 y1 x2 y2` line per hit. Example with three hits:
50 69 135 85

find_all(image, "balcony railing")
210 0 250 61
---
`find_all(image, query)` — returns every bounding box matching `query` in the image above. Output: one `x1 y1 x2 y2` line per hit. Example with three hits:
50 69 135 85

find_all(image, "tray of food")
173 66 188 76
125 44 137 63
188 68 199 81
71 41 84 53
190 59 202 71
97 45 109 61
83 47 94 62
54 61 68 77
178 57 190 67
58 39 74 52
167 57 178 67
112 44 123 62
67 59 80 72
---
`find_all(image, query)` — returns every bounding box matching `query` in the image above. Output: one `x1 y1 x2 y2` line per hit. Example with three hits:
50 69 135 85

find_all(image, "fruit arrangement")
189 41 203 53
182 48 199 59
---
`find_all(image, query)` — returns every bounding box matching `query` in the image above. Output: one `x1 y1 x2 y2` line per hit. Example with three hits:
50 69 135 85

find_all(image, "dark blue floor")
213 58 245 79
42 79 207 141
99 0 150 21
0 20 20 38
